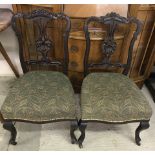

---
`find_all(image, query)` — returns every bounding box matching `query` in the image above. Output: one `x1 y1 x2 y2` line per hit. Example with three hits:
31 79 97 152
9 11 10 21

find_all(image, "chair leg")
0 112 4 123
78 120 87 148
135 120 150 146
3 122 17 145
70 121 78 144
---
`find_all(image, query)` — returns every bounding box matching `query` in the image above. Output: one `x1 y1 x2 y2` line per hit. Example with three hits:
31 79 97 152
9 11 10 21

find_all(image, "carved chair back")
83 12 142 77
11 9 71 75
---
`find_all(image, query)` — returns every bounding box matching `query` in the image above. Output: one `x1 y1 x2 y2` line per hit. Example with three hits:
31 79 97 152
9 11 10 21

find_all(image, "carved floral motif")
84 12 142 75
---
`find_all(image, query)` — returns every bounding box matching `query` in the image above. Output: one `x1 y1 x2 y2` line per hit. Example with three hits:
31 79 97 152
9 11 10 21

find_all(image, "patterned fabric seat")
81 73 152 122
1 71 76 122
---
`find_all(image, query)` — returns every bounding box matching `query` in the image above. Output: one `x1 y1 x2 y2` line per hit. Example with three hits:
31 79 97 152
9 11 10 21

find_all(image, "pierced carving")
84 12 142 76
100 12 128 24
102 38 116 63
100 13 119 63
11 9 71 74
35 18 53 62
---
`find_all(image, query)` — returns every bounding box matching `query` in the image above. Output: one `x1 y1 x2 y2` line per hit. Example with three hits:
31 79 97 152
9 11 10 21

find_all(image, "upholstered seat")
1 71 76 122
81 73 152 122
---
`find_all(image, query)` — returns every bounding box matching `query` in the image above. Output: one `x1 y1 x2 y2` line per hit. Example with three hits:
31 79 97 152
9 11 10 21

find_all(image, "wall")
0 4 22 76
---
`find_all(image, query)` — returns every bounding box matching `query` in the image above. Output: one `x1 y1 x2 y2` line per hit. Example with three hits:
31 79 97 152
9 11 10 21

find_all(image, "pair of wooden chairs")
0 10 152 148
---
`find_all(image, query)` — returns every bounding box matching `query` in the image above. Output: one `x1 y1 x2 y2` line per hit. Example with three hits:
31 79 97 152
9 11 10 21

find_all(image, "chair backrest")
83 12 142 77
11 9 71 75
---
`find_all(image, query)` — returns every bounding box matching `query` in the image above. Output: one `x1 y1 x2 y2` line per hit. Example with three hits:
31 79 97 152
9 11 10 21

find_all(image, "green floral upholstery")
1 71 76 122
81 73 152 122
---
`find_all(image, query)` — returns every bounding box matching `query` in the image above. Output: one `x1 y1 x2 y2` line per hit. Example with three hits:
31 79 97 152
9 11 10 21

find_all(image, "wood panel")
128 4 155 88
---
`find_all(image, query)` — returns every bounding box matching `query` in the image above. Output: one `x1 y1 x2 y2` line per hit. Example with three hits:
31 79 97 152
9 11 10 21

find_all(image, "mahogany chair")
0 9 78 145
78 12 152 148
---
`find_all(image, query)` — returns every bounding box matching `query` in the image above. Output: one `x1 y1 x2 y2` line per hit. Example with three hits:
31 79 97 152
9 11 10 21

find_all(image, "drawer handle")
70 45 79 53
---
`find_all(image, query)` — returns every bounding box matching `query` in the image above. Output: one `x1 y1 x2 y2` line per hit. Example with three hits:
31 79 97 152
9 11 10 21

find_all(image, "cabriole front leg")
70 121 78 144
78 120 87 148
135 120 150 146
3 121 17 145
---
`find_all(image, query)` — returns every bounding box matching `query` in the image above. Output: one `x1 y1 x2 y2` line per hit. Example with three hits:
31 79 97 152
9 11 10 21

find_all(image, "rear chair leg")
3 122 17 145
78 120 87 148
135 120 150 146
70 121 78 144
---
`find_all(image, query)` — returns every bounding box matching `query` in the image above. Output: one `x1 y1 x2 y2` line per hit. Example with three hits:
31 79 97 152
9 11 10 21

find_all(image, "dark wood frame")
11 9 71 75
75 12 151 148
0 9 78 145
83 12 142 77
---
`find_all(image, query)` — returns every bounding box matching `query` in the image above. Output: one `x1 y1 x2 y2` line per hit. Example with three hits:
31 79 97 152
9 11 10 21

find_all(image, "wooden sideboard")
128 5 155 85
12 4 155 93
